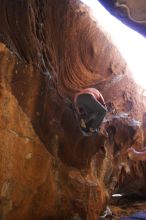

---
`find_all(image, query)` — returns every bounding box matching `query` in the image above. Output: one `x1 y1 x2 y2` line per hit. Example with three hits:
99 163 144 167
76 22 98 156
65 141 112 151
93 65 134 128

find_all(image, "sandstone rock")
0 1 146 219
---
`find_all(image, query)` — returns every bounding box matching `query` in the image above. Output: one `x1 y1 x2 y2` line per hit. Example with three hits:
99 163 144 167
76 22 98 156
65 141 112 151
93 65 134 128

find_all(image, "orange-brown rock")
0 1 146 220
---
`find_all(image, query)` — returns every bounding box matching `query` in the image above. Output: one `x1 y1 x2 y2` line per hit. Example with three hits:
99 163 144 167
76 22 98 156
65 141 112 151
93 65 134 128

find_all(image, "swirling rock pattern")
0 1 146 219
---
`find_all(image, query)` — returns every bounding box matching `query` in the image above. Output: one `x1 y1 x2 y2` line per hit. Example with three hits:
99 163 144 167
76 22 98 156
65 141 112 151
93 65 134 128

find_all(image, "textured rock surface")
110 201 146 219
0 0 146 220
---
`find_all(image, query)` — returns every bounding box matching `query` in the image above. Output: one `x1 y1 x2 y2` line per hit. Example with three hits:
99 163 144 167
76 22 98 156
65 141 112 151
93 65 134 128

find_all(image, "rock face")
0 1 146 220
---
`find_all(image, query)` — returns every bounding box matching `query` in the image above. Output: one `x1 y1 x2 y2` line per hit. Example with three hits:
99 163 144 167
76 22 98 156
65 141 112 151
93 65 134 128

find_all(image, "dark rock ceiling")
98 0 146 37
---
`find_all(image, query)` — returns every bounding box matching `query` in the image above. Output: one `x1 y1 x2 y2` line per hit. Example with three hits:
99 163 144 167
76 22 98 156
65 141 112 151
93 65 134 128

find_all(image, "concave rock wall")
0 0 146 220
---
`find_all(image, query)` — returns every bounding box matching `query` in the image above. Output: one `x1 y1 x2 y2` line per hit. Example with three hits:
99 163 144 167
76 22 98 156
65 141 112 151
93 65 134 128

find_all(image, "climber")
74 88 107 136
127 147 146 161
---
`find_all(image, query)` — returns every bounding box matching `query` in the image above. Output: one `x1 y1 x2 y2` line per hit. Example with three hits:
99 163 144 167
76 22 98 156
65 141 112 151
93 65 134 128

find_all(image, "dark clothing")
75 93 107 136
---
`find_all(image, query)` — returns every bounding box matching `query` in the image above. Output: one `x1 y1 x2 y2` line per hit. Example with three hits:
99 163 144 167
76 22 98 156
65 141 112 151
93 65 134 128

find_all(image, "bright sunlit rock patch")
81 0 146 90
